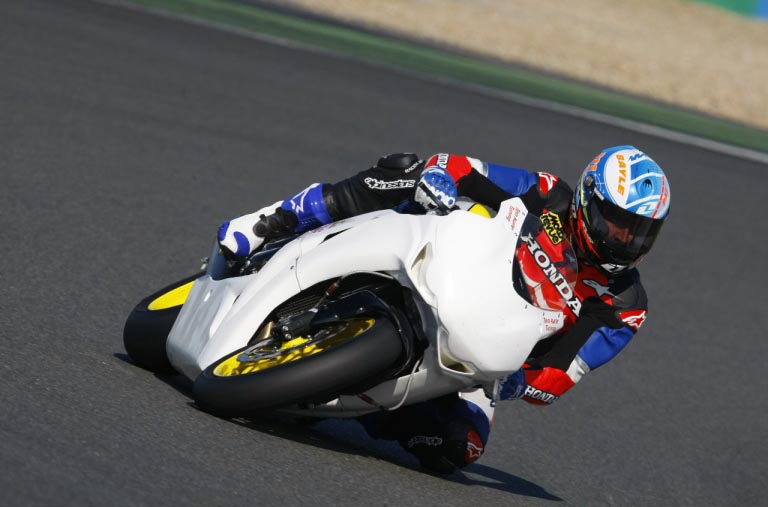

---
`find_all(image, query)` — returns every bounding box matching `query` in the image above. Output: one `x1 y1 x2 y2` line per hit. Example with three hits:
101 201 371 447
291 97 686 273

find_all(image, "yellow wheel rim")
213 319 375 377
468 203 492 218
148 281 195 310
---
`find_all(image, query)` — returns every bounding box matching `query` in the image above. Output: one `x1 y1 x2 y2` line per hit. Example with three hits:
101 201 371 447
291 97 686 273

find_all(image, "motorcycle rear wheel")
123 274 199 374
193 317 404 417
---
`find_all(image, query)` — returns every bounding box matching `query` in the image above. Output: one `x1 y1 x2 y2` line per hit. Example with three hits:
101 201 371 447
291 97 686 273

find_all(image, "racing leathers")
218 152 649 473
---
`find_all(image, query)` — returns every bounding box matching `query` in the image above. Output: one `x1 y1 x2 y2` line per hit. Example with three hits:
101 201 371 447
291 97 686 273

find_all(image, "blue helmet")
571 146 671 274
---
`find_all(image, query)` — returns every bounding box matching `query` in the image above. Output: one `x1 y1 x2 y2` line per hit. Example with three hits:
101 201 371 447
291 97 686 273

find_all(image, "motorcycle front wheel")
193 317 404 417
123 273 199 374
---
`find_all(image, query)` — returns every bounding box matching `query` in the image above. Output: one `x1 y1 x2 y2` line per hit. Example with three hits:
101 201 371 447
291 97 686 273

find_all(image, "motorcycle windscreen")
512 212 579 312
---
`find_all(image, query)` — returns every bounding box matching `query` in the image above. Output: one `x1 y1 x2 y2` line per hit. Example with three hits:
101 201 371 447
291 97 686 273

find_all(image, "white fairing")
166 198 567 415
426 200 563 379
294 211 430 290
167 239 303 379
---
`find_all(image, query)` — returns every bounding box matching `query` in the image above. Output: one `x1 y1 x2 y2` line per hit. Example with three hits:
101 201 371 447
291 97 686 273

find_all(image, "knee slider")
376 152 421 172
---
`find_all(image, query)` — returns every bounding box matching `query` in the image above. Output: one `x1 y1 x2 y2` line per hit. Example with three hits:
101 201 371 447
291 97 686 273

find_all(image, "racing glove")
415 167 458 213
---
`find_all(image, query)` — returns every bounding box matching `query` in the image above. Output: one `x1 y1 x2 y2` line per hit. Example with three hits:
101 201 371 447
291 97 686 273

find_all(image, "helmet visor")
586 196 665 264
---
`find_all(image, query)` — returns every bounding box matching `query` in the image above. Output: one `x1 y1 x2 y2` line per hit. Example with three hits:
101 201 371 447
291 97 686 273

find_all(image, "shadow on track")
115 353 561 502
221 415 561 501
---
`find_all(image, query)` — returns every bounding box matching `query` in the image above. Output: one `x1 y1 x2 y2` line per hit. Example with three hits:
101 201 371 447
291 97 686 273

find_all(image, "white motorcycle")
123 197 578 419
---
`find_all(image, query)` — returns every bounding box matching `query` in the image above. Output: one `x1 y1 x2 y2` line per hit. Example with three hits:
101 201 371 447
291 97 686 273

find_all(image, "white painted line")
452 80 768 165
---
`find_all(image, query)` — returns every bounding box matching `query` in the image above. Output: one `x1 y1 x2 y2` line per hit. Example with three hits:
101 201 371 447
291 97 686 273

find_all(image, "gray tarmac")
1 0 766 505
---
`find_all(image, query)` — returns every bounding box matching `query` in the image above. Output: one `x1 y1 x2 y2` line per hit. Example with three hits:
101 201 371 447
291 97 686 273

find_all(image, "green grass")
128 0 768 154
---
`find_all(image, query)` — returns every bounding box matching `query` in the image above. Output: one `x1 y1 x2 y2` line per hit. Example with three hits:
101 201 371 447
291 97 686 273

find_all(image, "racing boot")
359 392 492 474
217 201 286 259
217 181 334 259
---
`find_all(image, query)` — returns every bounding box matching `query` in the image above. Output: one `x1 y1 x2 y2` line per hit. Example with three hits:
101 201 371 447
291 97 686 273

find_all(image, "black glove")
253 207 299 239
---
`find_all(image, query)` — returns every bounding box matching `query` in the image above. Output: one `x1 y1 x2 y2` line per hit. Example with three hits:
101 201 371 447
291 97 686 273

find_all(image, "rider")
217 146 671 473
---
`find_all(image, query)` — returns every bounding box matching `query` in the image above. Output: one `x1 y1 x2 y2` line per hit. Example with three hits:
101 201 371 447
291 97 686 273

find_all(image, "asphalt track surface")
2 1 766 505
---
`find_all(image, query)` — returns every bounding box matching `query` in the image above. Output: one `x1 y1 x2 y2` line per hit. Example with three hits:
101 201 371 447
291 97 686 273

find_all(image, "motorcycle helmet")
571 145 670 274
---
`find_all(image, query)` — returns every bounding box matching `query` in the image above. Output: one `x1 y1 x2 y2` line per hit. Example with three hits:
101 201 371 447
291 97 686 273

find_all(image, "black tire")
193 317 404 417
123 274 200 374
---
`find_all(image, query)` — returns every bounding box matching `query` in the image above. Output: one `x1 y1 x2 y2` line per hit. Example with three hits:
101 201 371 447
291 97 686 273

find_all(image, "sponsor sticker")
587 152 605 172
537 172 558 194
524 385 559 404
286 185 316 214
616 154 627 196
363 177 415 190
619 309 647 331
582 279 615 298
504 201 526 232
506 205 521 230
465 430 484 463
404 160 421 173
522 234 582 315
436 153 450 169
600 262 626 274
543 315 563 333
466 441 483 460
540 212 566 245
407 435 443 448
